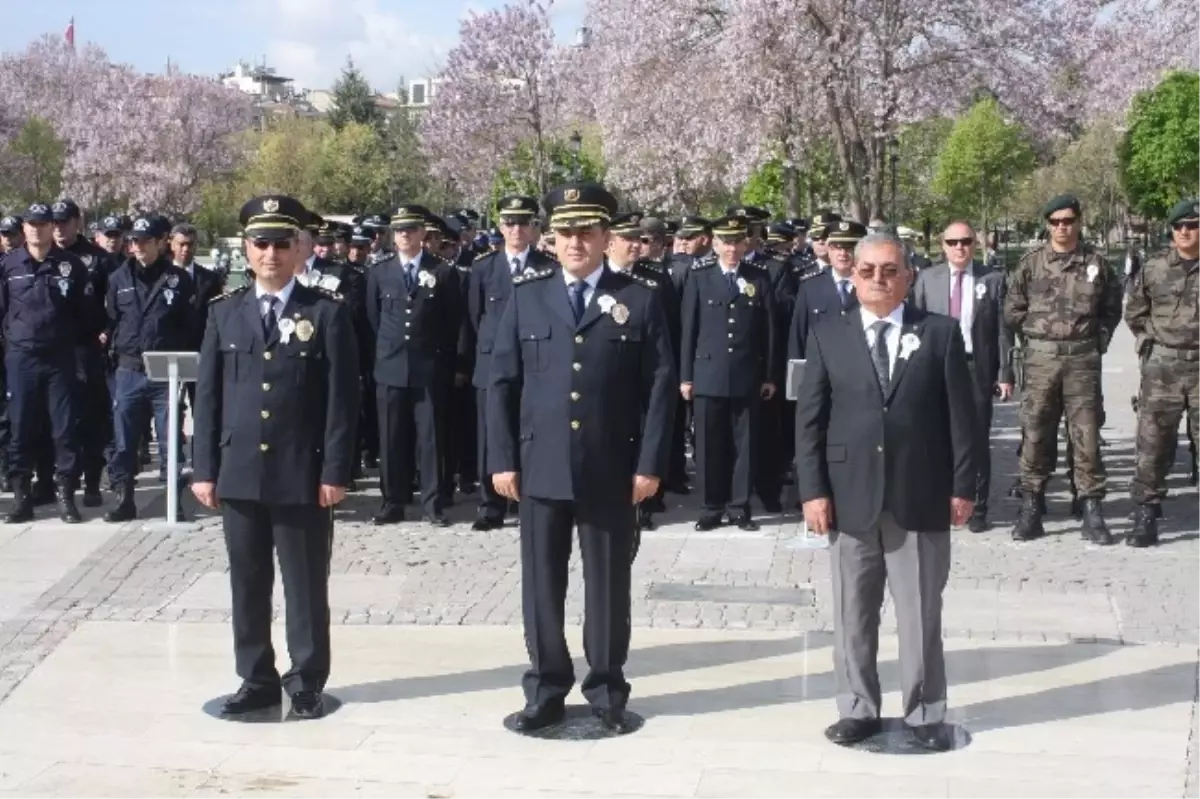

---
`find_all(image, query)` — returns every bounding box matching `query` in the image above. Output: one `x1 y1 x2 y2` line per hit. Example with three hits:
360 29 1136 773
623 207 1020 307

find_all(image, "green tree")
328 58 384 132
314 122 391 212
741 158 783 213
893 117 954 228
0 117 65 206
932 98 1036 238
1120 70 1200 220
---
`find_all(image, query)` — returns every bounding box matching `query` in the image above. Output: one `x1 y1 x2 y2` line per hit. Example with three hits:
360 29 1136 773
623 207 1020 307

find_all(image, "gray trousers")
830 512 951 725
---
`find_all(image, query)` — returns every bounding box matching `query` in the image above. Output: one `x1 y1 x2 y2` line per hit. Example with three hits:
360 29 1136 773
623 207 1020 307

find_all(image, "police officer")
668 216 712 293
191 195 359 721
468 196 554 530
102 215 197 521
680 215 779 531
488 181 676 733
366 205 463 526
1003 194 1123 545
788 220 865 362
1125 199 1200 547
0 215 19 488
0 203 97 522
95 215 130 261
0 214 22 254
346 225 380 471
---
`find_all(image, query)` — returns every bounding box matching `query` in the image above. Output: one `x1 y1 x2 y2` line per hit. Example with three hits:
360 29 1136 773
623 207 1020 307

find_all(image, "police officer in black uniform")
488 182 676 733
103 215 197 521
366 205 463 526
0 203 97 523
192 195 359 721
346 225 380 471
787 220 866 363
680 215 779 531
468 195 555 530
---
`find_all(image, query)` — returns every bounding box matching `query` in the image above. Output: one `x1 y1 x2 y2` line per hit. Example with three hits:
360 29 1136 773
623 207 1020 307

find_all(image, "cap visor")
244 227 295 241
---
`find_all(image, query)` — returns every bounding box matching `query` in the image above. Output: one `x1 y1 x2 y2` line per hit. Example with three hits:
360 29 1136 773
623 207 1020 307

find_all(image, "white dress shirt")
255 276 296 312
563 264 604 309
947 264 975 355
861 302 906 378
830 269 854 302
506 246 531 275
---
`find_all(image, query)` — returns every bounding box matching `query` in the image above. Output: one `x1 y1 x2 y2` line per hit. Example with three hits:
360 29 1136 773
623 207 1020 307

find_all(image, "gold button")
575 335 584 344
572 362 581 371
261 410 270 420
263 351 273 360
260 443 269 452
570 392 580 401
262 382 271 391
570 420 581 430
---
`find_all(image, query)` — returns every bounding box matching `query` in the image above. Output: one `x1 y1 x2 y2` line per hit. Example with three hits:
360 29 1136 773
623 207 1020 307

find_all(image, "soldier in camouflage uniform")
1124 199 1200 547
1003 194 1123 545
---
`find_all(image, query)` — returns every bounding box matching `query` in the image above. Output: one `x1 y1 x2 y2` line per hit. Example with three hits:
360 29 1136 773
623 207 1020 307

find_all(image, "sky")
1 0 587 93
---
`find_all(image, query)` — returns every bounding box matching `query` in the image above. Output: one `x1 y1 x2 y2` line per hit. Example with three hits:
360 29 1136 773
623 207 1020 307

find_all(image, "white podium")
142 352 201 532
783 358 827 549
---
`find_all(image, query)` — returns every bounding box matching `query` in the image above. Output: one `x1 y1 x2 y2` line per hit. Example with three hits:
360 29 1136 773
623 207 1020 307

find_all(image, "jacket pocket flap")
606 330 643 342
224 338 254 353
518 324 551 341
826 444 847 462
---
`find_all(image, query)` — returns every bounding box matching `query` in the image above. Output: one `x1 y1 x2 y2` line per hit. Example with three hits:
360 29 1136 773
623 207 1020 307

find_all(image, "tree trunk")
783 160 799 217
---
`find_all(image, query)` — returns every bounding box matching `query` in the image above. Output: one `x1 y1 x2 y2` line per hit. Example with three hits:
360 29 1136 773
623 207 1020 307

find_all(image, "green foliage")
1120 70 1200 219
192 179 242 237
893 117 954 228
741 159 783 212
489 136 603 214
327 59 385 132
932 98 1036 232
0 116 65 207
740 145 845 218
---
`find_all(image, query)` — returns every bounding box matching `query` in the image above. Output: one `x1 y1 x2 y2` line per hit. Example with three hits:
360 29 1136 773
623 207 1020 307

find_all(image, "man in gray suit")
795 232 977 752
912 221 1014 532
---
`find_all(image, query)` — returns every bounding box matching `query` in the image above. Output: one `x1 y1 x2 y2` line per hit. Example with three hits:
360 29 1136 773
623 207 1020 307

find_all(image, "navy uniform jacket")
468 248 557 389
680 257 778 397
366 252 464 388
487 266 677 505
787 268 859 361
193 283 360 505
184 263 227 350
0 245 97 354
65 235 113 309
106 258 197 367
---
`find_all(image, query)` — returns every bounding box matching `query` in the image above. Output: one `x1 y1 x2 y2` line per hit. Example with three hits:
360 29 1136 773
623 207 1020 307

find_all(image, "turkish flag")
64 17 74 49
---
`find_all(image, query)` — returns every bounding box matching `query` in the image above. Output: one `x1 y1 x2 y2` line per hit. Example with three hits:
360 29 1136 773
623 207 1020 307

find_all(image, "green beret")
1167 199 1199 226
1042 194 1081 219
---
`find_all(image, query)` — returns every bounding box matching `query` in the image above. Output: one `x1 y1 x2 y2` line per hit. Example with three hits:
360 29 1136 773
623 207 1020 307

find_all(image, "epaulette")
513 267 555 285
312 286 344 301
627 272 658 289
690 255 716 271
473 251 490 263
210 285 249 304
636 259 666 275
799 267 826 283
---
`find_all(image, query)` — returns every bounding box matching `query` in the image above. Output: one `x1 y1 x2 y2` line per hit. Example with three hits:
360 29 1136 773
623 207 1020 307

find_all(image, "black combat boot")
1079 498 1113 546
103 483 137 523
82 471 104 507
1011 494 1044 541
0 453 10 493
1069 493 1082 520
55 478 82 524
1126 504 1158 548
5 477 33 523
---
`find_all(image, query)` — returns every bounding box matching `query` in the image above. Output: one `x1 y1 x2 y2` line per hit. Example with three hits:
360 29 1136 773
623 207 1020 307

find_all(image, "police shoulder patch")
513 267 555 285
690 257 716 271
210 285 249 304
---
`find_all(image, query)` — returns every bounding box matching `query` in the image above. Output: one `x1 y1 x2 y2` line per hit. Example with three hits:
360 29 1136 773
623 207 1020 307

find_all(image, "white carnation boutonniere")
597 294 616 315
975 283 987 300
1086 263 1099 284
898 332 921 361
736 277 756 298
418 270 437 289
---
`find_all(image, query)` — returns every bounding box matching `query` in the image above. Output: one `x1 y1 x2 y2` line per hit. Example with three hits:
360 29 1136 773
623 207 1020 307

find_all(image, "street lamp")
568 130 583 181
888 136 899 224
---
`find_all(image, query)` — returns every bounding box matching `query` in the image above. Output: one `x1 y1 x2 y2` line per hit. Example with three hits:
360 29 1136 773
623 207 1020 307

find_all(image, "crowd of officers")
0 192 1194 549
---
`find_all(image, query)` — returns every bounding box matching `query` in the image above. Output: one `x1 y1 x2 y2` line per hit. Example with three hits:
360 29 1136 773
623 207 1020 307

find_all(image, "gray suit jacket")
911 261 1014 388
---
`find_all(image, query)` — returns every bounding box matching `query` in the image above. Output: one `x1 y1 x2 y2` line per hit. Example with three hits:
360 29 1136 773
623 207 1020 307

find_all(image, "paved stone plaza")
0 326 1196 797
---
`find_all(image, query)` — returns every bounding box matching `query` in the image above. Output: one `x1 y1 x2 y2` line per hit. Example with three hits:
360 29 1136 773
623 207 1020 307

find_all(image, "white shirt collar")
607 257 634 273
948 259 973 274
506 247 531 269
860 302 905 332
255 276 297 309
718 260 739 275
399 250 423 270
564 264 604 290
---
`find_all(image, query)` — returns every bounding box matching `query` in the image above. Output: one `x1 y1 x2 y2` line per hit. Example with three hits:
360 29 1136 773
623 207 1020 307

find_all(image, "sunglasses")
251 239 292 251
500 219 532 228
1047 216 1077 227
943 238 974 247
639 237 654 245
855 264 905 280
1173 221 1199 231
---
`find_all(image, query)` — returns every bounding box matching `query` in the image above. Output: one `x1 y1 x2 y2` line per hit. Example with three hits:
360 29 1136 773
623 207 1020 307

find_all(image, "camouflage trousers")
1019 346 1106 497
1130 347 1200 504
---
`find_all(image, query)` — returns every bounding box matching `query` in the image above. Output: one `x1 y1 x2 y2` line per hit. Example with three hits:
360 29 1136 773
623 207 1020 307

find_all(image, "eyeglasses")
1047 216 1077 228
855 264 905 280
1173 221 1199 231
639 237 654 245
943 238 974 247
251 239 292 251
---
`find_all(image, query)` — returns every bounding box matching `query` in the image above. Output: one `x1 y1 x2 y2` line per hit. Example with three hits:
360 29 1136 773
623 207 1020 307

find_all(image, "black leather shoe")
732 516 759 531
694 514 723 532
1126 504 1158 548
472 516 504 531
104 490 137 523
221 684 282 716
372 506 405 525
363 454 379 470
289 691 325 720
1011 495 1044 541
424 513 451 528
909 723 953 752
967 507 989 533
643 496 666 513
512 701 564 732
638 508 657 531
824 717 881 746
1080 498 1113 546
593 706 635 734
759 498 783 514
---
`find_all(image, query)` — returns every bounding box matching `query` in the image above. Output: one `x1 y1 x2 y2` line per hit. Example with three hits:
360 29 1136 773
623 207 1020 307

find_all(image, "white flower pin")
736 277 748 292
597 294 616 314
1086 263 1099 283
418 270 437 288
899 332 921 360
975 283 987 300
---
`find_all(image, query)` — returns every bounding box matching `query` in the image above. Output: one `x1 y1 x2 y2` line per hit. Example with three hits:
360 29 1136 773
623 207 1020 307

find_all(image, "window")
410 82 426 105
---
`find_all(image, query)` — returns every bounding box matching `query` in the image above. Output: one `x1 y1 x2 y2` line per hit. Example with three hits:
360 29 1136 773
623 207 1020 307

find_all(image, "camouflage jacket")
1124 248 1199 352
1003 243 1122 348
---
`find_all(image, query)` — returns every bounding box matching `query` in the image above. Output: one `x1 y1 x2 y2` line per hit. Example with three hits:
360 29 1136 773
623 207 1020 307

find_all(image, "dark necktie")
726 271 737 294
569 280 587 324
870 319 891 394
405 264 416 293
950 269 965 320
837 279 851 308
511 257 521 276
261 295 278 341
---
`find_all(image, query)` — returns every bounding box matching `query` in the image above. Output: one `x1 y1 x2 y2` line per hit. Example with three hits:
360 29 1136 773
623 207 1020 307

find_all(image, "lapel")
542 269 577 332
930 264 951 316
884 304 926 404
577 268 619 332
841 308 885 403
241 287 266 348
969 261 986 333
